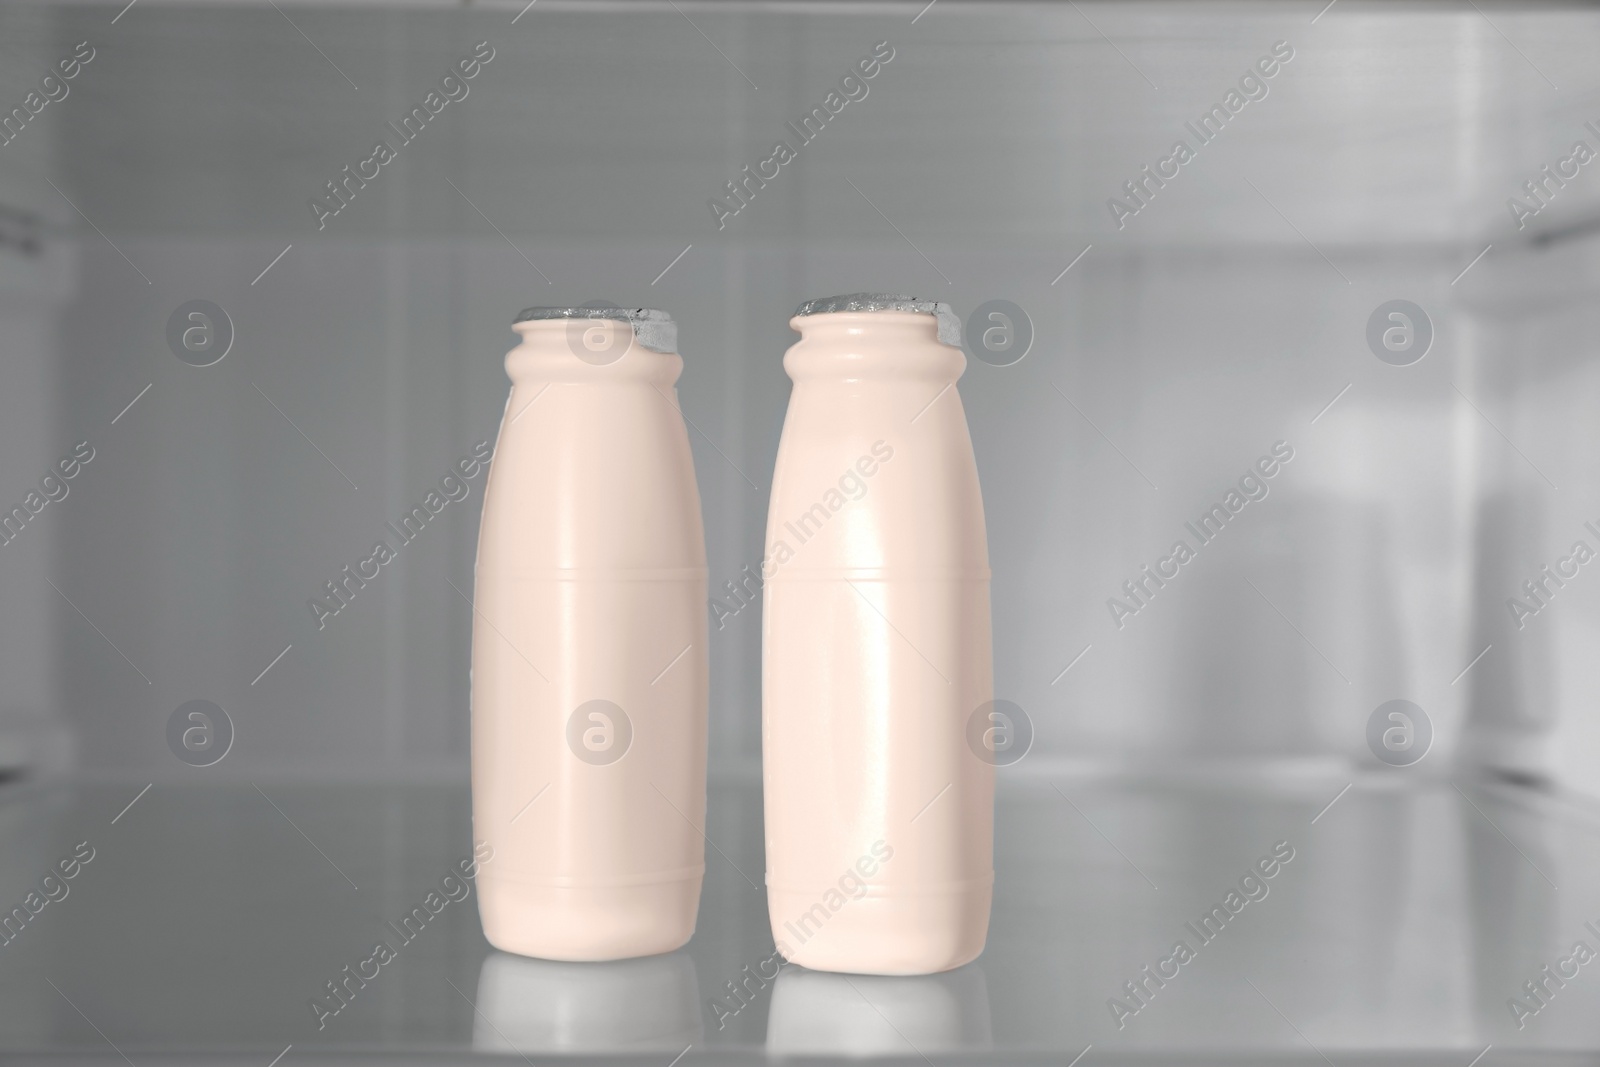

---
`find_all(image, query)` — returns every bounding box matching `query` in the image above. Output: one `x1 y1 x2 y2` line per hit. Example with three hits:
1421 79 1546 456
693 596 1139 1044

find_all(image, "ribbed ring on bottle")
791 292 961 347
514 306 677 355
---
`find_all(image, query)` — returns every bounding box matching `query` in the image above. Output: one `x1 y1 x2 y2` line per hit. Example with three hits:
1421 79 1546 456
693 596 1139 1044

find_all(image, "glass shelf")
4 772 1598 1064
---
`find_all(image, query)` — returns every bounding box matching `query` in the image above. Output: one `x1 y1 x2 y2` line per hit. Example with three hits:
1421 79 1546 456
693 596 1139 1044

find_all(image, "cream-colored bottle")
472 306 708 961
762 294 994 975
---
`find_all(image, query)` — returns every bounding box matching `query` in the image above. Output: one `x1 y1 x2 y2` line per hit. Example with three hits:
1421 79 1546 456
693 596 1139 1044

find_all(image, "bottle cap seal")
514 306 677 355
792 292 960 346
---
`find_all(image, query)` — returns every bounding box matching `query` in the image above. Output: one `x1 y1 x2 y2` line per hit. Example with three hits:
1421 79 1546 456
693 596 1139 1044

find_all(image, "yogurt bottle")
472 306 708 961
762 294 994 975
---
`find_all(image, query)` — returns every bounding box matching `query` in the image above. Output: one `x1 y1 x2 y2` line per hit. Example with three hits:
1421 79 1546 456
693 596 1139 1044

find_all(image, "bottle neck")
506 320 682 385
785 311 965 382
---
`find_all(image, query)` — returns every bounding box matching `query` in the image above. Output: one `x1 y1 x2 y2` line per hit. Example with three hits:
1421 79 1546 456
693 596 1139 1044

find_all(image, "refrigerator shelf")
3 772 1598 1064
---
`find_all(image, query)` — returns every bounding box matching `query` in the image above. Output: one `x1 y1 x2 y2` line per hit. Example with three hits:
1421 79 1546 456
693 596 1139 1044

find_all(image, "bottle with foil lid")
763 293 994 974
472 305 708 960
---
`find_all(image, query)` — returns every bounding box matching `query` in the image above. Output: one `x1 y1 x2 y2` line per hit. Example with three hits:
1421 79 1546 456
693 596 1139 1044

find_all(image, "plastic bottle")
762 293 994 975
472 306 708 961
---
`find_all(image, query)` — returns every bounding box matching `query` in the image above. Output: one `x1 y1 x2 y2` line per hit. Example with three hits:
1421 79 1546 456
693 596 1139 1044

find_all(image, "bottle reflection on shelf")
472 949 702 1054
765 962 991 1056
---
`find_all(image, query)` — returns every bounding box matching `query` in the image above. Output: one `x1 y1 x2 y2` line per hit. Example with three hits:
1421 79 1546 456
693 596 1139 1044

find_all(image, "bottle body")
762 305 993 975
472 311 707 961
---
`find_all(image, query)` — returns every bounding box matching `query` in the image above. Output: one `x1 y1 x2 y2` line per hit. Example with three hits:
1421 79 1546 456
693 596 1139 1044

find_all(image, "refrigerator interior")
3 0 1600 1062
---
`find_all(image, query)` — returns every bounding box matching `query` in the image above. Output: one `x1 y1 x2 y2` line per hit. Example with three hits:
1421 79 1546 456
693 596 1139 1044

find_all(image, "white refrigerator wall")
0 2 1595 792
42 233 1600 792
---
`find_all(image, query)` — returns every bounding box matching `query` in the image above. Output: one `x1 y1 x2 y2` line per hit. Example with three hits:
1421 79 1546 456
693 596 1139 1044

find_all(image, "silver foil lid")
513 306 677 355
791 292 961 347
